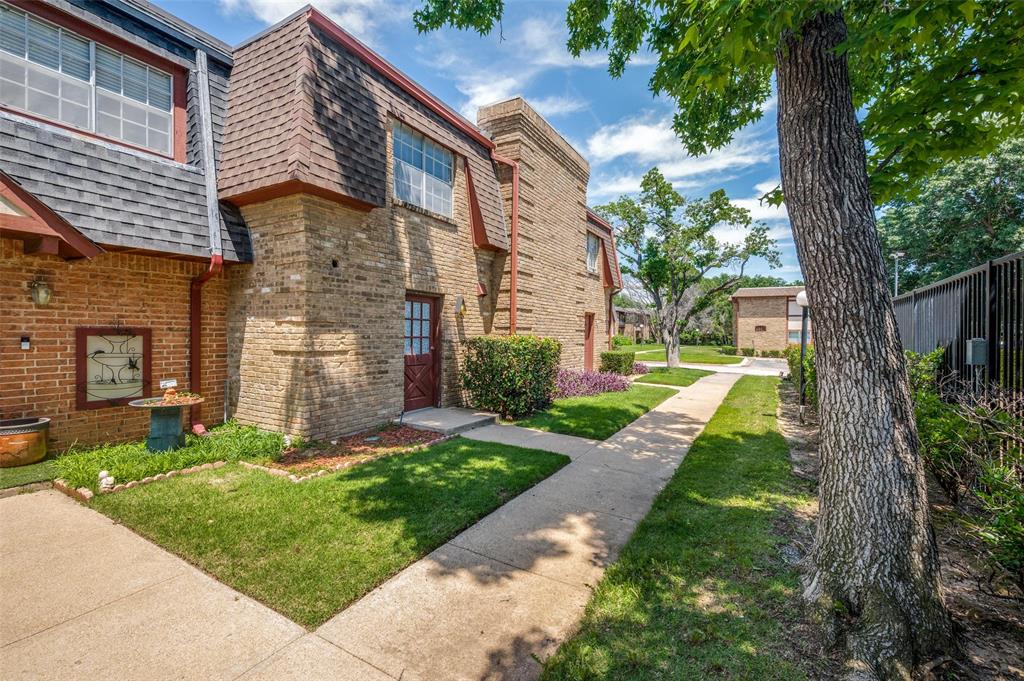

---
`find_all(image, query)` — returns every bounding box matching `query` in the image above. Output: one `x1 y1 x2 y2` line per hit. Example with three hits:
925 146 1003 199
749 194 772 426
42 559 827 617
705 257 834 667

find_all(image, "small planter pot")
0 417 50 468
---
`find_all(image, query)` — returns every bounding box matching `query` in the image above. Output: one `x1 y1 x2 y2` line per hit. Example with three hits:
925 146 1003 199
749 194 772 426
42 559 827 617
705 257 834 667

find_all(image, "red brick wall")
1 238 228 450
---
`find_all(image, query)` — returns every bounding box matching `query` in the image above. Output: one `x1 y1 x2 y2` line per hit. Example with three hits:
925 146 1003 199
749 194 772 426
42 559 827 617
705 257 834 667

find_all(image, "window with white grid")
0 2 173 155
392 121 453 217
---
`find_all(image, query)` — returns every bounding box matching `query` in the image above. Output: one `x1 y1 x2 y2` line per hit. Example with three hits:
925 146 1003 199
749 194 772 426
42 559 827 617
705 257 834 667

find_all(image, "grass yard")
93 436 568 628
0 458 57 490
634 367 712 387
542 376 816 680
515 384 677 440
635 344 744 365
55 422 286 491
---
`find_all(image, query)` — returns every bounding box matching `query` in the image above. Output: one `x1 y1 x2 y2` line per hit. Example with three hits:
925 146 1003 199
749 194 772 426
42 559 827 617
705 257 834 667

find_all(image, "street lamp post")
796 290 810 423
891 251 906 297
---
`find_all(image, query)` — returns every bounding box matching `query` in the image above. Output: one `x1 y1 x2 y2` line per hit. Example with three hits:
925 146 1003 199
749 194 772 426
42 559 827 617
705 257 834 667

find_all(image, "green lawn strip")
92 437 568 628
636 344 744 365
617 343 664 353
0 458 57 490
515 384 677 440
634 367 713 387
543 376 814 681
55 422 286 492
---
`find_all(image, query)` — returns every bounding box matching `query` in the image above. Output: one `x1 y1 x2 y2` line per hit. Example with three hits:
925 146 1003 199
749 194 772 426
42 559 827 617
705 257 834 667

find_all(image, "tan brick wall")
1 237 227 450
478 98 614 367
734 296 789 351
227 122 502 440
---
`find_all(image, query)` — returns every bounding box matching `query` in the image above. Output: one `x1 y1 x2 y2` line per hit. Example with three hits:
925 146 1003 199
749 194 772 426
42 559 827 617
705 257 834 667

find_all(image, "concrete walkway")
313 372 741 680
1 372 739 681
644 356 788 376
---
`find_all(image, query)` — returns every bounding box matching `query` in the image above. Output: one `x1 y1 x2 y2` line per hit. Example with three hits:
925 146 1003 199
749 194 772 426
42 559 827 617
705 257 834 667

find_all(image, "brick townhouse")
731 286 812 352
1 0 621 447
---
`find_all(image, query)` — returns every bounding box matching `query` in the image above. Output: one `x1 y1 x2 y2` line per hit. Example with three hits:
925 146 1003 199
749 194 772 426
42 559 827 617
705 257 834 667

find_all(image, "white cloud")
586 114 773 177
453 74 525 118
530 95 589 118
220 0 400 42
753 178 780 196
518 17 607 68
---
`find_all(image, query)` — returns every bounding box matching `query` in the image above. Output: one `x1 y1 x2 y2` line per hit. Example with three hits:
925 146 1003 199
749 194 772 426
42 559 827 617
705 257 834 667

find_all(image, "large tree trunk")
775 11 953 680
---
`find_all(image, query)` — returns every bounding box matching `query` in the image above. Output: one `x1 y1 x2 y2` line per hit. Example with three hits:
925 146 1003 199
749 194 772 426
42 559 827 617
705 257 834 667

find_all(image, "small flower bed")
265 424 441 473
554 368 630 398
631 362 650 375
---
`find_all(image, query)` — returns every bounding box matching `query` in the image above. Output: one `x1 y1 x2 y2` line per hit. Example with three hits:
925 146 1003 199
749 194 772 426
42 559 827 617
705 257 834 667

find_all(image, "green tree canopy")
416 1 1024 204
880 136 1024 292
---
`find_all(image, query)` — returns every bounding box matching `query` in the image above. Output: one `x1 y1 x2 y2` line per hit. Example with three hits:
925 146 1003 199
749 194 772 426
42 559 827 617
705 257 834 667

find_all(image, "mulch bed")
266 425 440 473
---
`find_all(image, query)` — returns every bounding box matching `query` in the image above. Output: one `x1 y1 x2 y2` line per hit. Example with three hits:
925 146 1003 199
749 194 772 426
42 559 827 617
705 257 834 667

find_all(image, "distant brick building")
1 1 621 447
731 286 811 352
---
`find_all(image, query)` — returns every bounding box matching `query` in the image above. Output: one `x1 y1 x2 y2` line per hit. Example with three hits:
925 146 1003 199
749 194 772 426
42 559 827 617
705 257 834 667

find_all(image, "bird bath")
129 393 203 452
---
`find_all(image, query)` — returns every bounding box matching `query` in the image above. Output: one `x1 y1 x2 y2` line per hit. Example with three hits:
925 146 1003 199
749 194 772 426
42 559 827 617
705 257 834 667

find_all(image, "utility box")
965 338 987 366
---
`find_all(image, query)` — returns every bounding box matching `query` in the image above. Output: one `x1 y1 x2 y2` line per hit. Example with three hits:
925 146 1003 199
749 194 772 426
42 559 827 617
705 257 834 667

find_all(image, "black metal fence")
894 252 1024 390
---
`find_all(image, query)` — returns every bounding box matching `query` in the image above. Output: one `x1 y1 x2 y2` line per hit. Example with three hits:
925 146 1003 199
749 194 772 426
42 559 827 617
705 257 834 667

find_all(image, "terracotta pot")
0 418 50 468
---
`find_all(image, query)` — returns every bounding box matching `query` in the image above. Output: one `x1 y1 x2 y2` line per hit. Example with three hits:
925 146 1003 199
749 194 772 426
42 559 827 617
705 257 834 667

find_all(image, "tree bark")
775 11 954 680
662 303 681 368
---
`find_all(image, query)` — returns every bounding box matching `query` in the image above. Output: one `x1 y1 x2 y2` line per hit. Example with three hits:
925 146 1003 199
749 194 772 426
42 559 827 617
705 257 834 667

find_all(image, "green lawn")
634 367 713 387
93 437 568 628
515 384 677 440
0 458 57 490
634 344 744 365
55 422 286 491
543 376 815 680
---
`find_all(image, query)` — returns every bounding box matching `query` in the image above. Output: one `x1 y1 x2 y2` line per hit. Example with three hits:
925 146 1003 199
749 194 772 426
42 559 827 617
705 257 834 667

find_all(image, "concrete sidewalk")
313 372 741 680
1 372 739 681
643 356 788 376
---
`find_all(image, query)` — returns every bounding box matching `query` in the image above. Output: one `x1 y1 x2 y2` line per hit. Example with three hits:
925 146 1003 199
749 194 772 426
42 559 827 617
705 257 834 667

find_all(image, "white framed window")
392 121 453 217
0 2 173 155
788 330 801 344
586 232 601 273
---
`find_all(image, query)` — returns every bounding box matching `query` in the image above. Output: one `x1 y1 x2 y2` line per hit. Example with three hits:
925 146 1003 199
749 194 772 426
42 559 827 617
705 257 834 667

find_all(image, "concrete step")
397 407 497 436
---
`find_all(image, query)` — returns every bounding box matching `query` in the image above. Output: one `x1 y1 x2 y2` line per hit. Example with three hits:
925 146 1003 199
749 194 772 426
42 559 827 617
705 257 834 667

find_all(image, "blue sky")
157 0 800 281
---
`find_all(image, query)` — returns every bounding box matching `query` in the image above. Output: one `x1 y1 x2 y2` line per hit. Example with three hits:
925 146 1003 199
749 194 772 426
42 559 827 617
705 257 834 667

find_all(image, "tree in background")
415 1 1024 676
595 167 778 367
880 136 1024 292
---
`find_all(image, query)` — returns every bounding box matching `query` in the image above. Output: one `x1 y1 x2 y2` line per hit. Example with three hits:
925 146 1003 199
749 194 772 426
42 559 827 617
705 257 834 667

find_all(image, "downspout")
490 151 519 334
190 49 224 433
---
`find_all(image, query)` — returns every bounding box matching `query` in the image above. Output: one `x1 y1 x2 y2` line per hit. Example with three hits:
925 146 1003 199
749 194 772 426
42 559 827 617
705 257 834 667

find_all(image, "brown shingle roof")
218 8 508 250
730 285 805 299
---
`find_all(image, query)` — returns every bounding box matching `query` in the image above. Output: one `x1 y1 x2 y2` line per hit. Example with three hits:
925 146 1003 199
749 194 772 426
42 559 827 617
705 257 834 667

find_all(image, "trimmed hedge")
720 346 738 356
462 335 562 418
740 347 756 357
600 351 635 375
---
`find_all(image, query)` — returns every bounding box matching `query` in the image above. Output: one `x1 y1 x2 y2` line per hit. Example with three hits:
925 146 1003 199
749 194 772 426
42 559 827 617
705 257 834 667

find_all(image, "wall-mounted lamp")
29 279 51 307
454 295 467 317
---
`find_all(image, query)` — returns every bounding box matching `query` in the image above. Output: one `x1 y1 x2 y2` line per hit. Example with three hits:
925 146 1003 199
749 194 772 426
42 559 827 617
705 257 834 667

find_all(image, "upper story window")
392 121 453 217
586 232 601 273
0 2 173 156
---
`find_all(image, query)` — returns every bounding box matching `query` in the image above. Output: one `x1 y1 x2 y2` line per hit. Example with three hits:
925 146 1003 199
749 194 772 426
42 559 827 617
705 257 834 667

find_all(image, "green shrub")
784 345 816 406
740 347 756 357
462 335 562 418
599 351 635 375
974 459 1024 590
611 334 632 348
720 346 738 356
760 349 783 358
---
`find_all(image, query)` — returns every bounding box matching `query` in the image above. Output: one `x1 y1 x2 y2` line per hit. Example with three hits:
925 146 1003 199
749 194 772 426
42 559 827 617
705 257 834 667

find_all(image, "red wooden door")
404 294 440 411
584 312 595 371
